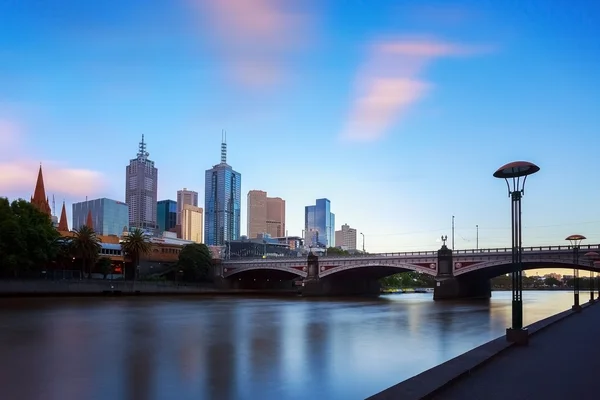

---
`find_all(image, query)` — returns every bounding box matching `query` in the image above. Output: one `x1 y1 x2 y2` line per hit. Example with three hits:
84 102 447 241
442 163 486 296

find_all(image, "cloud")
0 115 108 199
341 38 486 142
189 0 311 88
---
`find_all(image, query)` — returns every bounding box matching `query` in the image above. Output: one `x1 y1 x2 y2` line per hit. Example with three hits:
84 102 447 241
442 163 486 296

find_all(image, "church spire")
57 201 69 231
31 164 51 216
86 209 94 231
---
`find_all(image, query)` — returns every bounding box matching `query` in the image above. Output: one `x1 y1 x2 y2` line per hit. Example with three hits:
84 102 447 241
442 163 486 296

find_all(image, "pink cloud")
341 38 486 142
189 0 312 88
0 116 108 199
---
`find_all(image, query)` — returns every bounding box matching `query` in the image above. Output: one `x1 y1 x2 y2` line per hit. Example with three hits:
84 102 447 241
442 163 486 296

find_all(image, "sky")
1 0 600 261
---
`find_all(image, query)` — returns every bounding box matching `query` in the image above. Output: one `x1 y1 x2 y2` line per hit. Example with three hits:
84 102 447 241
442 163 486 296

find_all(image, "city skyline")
1 1 600 253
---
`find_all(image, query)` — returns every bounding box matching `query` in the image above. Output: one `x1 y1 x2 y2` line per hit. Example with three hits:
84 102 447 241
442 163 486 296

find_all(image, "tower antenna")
52 194 56 216
220 129 227 163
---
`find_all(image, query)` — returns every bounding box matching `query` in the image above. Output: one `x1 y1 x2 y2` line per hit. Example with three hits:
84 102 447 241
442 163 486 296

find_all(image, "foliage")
177 243 213 281
544 277 561 287
71 225 101 278
120 228 152 278
96 257 113 279
380 272 436 288
0 198 60 278
326 247 350 256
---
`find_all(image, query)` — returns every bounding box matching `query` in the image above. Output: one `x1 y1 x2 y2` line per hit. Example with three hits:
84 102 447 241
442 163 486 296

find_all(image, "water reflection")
0 292 574 400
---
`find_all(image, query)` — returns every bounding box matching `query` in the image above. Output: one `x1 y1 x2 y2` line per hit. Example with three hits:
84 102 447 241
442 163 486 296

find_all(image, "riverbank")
368 298 597 399
0 280 298 297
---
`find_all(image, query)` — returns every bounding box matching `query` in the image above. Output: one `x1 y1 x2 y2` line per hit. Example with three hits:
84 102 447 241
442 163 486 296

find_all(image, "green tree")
121 228 151 278
0 198 59 278
177 243 213 281
71 225 101 278
326 247 350 256
544 277 561 287
96 257 113 279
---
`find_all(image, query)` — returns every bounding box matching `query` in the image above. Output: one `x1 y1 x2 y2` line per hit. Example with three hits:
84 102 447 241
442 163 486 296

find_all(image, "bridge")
218 243 600 298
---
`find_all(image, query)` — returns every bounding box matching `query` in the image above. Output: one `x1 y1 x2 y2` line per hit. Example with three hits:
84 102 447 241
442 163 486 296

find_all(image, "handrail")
221 244 600 263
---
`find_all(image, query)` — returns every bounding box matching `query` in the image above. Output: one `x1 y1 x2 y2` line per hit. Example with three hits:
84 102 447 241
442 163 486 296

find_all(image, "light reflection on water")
0 291 575 400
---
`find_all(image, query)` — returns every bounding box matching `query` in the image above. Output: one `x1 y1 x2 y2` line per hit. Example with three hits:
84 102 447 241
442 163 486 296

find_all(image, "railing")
221 244 600 264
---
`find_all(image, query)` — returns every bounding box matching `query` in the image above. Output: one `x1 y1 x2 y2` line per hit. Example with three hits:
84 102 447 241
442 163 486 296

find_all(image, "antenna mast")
52 195 56 216
220 129 227 163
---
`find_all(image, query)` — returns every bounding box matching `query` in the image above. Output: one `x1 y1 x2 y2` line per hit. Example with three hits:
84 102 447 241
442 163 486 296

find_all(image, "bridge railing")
454 244 600 254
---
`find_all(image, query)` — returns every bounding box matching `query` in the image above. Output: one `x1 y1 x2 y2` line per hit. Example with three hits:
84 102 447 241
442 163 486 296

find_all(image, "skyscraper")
335 223 357 250
176 188 198 225
204 133 241 246
125 135 158 233
72 198 129 236
157 200 177 233
247 190 285 238
305 198 335 248
182 204 204 243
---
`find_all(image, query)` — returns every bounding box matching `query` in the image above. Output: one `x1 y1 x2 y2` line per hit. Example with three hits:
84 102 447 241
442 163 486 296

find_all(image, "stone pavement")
431 302 600 400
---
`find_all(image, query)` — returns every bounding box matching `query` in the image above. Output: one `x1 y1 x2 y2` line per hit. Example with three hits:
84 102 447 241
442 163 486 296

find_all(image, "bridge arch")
319 262 437 279
455 258 597 279
223 264 307 279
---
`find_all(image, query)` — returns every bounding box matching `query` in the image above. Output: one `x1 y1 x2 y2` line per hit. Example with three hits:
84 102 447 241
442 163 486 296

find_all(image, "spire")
86 209 94 230
220 129 227 163
137 134 149 162
57 201 69 231
31 164 51 216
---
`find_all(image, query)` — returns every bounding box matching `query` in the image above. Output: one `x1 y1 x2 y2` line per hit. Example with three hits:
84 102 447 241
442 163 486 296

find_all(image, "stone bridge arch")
223 264 307 279
319 262 437 278
454 257 595 278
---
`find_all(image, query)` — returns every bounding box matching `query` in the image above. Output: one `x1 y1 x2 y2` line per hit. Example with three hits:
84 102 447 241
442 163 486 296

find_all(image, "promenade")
431 302 600 399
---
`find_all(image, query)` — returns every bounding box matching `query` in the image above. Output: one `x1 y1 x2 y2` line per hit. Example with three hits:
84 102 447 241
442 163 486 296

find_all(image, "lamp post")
360 232 365 253
452 216 455 250
584 251 598 303
566 234 586 312
494 161 540 345
476 225 479 251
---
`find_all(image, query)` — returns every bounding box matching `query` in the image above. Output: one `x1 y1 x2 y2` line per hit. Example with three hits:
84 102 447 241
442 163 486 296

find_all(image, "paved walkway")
432 303 600 400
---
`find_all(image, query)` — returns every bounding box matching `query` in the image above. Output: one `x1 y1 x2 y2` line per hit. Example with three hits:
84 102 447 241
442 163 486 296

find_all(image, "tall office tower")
72 198 129 236
125 135 158 233
335 223 357 250
204 133 241 246
247 190 286 238
157 200 177 233
305 198 335 248
176 188 198 225
182 204 204 243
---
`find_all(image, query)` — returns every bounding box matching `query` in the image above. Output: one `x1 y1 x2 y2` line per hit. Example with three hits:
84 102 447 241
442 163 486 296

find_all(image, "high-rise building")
204 133 241 246
177 188 198 225
182 204 204 243
157 200 177 233
305 198 335 248
125 135 158 233
247 190 286 238
335 223 357 250
72 198 129 236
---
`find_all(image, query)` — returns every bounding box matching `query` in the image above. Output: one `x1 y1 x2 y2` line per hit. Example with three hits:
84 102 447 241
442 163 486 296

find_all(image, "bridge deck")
431 303 600 399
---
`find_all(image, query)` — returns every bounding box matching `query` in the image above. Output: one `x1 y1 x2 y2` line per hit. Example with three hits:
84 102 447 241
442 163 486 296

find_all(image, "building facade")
335 223 357 250
247 190 286 239
72 198 129 236
182 204 204 243
125 135 158 233
157 200 177 233
204 137 241 246
305 198 335 248
176 188 198 226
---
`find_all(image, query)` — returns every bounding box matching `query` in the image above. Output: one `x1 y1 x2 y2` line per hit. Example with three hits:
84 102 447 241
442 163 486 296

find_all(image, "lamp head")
494 161 540 196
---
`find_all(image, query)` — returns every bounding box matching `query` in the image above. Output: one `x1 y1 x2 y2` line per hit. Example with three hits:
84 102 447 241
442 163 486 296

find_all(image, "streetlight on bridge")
584 251 598 303
566 234 586 312
493 160 540 345
360 232 365 253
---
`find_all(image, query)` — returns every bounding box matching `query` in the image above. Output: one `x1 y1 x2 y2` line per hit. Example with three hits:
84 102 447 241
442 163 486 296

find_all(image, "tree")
544 276 561 287
0 198 60 278
121 228 151 279
71 225 101 278
326 247 350 256
96 257 113 279
177 243 213 281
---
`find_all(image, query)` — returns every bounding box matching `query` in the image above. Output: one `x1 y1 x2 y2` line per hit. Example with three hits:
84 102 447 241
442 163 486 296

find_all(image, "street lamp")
360 232 365 253
476 224 479 251
494 160 540 345
584 251 599 303
566 234 586 312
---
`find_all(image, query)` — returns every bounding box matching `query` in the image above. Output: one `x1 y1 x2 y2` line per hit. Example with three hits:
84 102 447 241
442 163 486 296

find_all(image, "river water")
0 291 576 400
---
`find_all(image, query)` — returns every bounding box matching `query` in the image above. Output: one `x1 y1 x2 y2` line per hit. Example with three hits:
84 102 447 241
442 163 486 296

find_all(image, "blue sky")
1 0 600 255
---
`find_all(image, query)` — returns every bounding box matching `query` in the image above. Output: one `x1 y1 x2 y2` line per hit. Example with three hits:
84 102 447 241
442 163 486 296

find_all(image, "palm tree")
121 228 152 280
71 225 101 279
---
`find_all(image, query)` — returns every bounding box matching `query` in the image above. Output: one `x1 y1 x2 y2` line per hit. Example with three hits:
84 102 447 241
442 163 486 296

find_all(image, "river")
0 291 577 400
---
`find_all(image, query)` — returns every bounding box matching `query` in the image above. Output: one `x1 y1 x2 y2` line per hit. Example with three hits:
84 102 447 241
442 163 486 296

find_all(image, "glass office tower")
305 198 335 248
72 198 129 236
157 200 177 233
